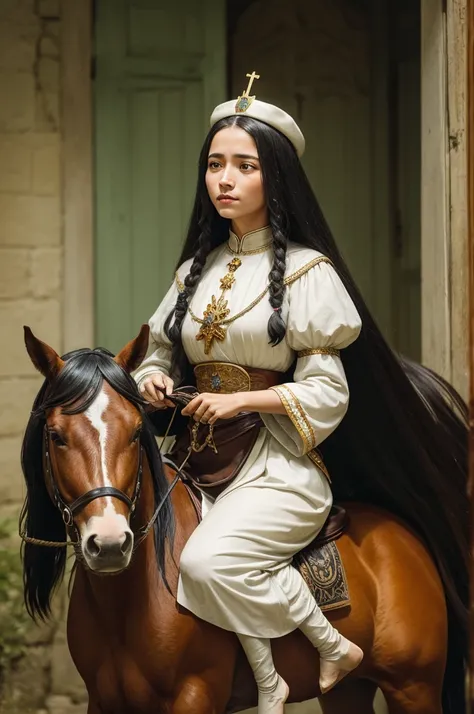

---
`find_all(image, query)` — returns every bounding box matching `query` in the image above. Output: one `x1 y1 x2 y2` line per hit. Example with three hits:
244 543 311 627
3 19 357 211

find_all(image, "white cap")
209 73 305 157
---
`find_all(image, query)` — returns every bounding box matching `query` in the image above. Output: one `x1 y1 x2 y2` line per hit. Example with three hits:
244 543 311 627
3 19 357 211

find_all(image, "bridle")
20 390 203 559
45 424 143 532
20 424 183 559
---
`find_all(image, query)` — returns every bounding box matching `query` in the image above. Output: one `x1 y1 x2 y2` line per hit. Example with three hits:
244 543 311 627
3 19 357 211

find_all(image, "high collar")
227 226 273 255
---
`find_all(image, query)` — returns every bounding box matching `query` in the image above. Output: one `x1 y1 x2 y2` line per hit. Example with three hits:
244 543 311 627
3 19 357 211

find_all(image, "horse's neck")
80 461 198 621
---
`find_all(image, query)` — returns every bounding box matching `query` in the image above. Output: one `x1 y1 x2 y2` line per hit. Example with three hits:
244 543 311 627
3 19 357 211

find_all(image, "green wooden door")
94 0 225 352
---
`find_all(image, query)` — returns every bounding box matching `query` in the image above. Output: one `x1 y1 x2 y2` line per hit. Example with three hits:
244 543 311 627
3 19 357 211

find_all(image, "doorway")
94 0 421 361
229 0 421 359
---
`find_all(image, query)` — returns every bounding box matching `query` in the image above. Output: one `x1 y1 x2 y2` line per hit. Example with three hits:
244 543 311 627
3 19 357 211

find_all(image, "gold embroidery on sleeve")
285 256 333 285
307 449 331 483
271 384 316 454
297 347 340 359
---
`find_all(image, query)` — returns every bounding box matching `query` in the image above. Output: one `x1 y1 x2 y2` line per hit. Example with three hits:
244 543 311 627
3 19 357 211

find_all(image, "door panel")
94 0 225 352
303 94 373 304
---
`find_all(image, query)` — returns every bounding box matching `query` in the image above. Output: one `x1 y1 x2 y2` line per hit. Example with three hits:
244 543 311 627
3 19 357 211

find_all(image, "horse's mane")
20 347 175 621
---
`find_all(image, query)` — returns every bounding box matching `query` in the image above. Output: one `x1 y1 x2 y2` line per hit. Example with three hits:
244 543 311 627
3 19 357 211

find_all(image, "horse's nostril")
83 530 133 564
121 531 133 555
86 534 101 557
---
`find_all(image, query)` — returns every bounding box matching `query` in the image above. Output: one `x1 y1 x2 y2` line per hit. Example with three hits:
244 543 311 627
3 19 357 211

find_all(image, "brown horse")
20 326 460 714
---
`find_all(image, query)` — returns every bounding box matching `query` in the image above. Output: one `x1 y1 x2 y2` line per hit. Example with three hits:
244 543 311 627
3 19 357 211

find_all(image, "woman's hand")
139 372 175 409
181 392 246 425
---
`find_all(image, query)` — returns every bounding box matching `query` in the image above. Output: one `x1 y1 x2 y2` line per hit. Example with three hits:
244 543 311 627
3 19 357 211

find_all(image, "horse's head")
21 325 175 617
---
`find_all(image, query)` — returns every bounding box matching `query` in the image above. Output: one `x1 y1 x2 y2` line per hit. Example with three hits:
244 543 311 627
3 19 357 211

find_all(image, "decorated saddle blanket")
294 537 350 612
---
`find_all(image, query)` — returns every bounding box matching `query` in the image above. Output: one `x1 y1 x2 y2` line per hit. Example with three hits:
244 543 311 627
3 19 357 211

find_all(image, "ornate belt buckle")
194 362 252 393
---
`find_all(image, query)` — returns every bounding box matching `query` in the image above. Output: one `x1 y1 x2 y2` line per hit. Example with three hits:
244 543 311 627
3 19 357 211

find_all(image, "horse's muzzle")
83 530 134 573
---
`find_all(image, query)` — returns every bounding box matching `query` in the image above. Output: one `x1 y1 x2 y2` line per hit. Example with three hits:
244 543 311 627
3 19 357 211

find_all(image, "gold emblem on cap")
235 71 260 113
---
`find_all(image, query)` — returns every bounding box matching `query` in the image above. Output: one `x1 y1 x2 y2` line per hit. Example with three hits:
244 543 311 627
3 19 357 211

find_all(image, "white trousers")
177 462 347 692
178 475 332 637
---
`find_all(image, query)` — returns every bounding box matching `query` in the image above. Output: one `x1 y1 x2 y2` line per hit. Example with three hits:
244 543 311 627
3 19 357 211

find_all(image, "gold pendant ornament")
196 258 242 354
196 296 230 354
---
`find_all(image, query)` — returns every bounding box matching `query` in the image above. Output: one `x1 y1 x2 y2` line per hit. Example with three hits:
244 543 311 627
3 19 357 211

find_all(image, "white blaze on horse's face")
80 388 134 572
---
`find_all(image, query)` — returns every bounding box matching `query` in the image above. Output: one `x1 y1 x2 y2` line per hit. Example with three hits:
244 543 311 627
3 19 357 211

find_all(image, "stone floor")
244 690 388 713
39 690 389 714
40 595 88 714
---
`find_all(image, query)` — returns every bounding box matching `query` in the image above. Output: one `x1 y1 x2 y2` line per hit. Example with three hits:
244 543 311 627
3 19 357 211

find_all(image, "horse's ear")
115 324 150 374
24 326 64 379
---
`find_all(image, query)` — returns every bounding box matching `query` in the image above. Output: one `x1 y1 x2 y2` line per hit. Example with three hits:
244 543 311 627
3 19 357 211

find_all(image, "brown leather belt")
163 362 332 496
194 362 283 394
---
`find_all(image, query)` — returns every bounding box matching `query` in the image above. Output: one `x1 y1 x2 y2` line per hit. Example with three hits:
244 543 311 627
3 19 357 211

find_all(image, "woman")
134 76 468 713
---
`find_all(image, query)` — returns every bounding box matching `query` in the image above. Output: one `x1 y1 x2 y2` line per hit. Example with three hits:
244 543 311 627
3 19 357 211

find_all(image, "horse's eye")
50 431 66 447
131 427 142 444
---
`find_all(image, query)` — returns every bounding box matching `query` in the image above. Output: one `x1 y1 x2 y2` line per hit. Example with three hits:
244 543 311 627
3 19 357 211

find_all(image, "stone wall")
0 1 70 711
0 0 61 510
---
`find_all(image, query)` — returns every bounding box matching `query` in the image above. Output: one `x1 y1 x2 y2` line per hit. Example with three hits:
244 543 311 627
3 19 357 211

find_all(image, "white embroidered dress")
134 226 361 638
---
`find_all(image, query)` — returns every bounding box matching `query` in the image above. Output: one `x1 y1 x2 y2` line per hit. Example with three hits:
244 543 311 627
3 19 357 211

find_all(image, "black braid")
164 222 212 381
267 213 288 345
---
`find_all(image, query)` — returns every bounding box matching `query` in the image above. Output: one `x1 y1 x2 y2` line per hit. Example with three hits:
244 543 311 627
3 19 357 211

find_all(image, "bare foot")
319 642 364 694
257 675 289 714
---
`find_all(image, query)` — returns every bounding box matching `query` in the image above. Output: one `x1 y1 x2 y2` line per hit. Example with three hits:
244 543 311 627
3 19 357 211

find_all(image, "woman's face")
205 126 268 235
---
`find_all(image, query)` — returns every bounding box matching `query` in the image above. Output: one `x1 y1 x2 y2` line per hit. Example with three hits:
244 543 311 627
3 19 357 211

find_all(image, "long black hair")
165 115 468 712
20 348 175 621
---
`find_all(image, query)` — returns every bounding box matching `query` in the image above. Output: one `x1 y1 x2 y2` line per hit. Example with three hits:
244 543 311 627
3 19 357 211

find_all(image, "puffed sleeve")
133 278 178 388
261 260 361 457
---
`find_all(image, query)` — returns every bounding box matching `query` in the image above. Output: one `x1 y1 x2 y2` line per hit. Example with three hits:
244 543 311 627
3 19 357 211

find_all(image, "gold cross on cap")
235 71 261 113
244 71 260 97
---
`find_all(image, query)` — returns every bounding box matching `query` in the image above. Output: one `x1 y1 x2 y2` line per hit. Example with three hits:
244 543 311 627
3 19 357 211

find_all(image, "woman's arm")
259 261 362 456
181 389 286 424
239 389 287 414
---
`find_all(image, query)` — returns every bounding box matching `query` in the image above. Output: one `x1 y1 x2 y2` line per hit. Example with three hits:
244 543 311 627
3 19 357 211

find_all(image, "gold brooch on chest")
195 258 242 354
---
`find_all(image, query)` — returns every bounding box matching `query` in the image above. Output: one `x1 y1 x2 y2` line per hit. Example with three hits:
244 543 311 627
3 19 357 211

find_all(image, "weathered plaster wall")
0 0 61 512
0 2 81 712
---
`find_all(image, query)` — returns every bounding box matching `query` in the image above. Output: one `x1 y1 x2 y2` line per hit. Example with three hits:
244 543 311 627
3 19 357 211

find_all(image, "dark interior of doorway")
226 0 421 362
388 0 421 361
